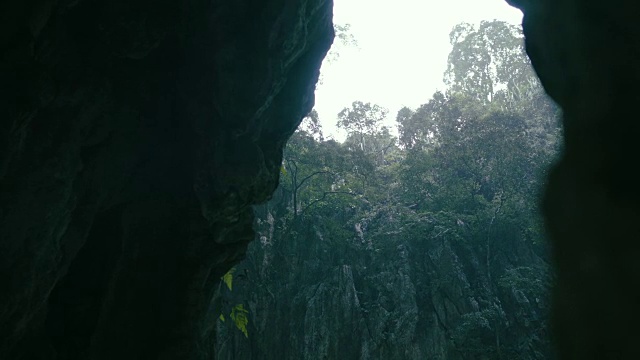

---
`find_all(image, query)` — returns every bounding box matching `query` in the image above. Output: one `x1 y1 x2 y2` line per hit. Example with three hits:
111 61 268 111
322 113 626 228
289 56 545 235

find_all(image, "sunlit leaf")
230 304 250 338
221 267 236 291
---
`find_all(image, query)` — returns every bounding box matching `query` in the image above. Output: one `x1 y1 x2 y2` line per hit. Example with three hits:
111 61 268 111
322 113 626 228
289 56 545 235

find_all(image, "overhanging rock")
0 0 333 358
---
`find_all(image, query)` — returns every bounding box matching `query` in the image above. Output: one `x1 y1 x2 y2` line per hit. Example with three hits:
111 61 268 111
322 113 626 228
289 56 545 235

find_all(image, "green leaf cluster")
217 267 250 338
230 304 250 338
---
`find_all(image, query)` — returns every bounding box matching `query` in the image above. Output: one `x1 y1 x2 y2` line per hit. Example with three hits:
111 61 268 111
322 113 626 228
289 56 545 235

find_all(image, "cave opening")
212 0 561 358
2 0 637 358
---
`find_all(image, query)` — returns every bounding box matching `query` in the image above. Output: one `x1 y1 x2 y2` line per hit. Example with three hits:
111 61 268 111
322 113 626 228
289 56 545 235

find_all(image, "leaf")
280 164 287 175
230 304 250 338
221 267 236 291
219 314 225 322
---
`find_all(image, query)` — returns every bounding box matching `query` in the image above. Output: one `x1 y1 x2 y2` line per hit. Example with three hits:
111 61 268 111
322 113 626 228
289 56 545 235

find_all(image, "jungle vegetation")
215 20 560 360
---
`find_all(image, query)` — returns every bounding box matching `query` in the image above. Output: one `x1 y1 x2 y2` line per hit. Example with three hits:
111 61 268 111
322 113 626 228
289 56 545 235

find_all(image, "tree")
324 23 359 64
282 112 338 218
445 20 539 106
336 101 397 197
337 101 389 151
319 23 360 85
297 109 324 141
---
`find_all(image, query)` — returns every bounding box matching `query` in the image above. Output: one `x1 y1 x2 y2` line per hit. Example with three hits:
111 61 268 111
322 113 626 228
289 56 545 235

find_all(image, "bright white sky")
314 0 523 141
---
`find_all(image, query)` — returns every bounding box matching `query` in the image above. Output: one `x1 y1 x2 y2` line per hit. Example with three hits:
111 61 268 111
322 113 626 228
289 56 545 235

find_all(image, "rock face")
215 190 553 359
0 0 333 359
507 0 640 358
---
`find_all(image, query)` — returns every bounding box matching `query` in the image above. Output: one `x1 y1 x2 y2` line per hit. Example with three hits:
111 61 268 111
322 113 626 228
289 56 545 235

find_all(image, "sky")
314 0 523 141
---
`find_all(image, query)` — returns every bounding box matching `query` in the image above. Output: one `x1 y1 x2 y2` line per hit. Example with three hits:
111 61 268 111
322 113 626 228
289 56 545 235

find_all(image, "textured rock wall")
0 0 333 359
508 0 640 358
215 196 552 359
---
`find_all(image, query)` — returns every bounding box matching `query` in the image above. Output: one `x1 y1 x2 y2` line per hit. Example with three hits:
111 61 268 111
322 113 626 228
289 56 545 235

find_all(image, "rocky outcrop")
507 0 640 358
215 197 552 359
0 0 333 359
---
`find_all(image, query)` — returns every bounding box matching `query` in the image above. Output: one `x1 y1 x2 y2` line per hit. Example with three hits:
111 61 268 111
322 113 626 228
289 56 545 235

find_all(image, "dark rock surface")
508 0 640 358
0 0 333 358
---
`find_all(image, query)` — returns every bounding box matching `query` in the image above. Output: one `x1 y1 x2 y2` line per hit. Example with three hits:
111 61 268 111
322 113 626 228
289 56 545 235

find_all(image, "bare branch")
295 171 333 191
299 191 357 217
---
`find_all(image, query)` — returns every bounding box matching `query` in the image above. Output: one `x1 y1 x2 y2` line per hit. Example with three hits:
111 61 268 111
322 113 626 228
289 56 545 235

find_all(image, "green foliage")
445 20 537 105
335 24 358 48
498 266 551 302
450 308 501 357
218 267 250 338
337 101 388 138
325 23 359 64
216 19 560 359
230 304 250 338
222 267 235 291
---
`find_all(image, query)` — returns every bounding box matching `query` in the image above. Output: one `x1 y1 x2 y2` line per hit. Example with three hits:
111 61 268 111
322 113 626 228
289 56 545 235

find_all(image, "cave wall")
508 0 640 358
0 0 333 359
